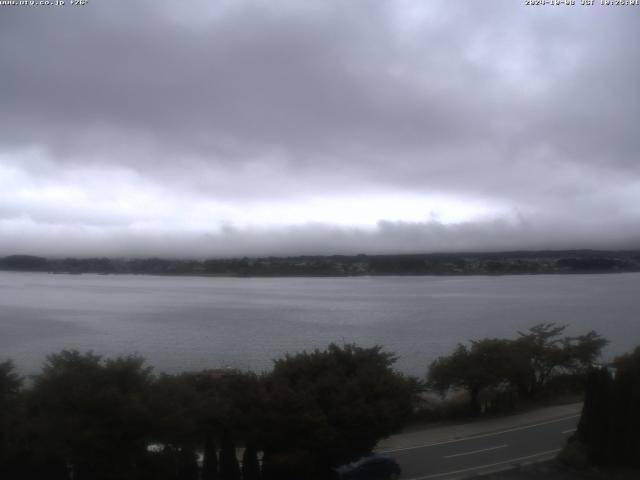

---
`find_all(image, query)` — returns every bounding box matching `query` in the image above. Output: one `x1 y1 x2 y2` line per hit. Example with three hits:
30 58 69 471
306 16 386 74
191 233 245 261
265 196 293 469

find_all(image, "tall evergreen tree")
610 347 640 467
241 443 261 480
577 367 612 465
0 360 22 475
574 346 640 468
202 433 218 480
219 430 241 480
177 445 199 480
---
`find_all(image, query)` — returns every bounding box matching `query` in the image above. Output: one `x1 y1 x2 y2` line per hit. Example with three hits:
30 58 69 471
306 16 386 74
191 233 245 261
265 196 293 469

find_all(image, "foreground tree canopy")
0 344 416 480
261 344 417 477
427 323 607 415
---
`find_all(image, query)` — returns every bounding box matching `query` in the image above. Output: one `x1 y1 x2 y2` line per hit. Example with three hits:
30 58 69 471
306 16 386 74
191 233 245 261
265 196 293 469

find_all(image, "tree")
189 369 264 446
260 344 416 477
201 433 218 480
148 373 200 447
514 323 607 398
29 350 154 480
241 443 261 480
572 346 640 468
428 325 608 415
577 367 612 465
609 346 640 467
175 446 199 480
0 360 24 478
428 339 515 415
0 360 21 398
219 429 241 480
145 373 204 480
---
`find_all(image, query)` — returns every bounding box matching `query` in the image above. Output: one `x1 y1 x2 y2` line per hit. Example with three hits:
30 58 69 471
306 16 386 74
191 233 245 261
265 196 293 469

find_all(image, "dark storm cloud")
0 0 639 256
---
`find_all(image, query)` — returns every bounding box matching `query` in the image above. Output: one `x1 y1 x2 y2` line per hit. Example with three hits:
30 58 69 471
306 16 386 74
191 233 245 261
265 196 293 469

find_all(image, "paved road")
379 414 579 480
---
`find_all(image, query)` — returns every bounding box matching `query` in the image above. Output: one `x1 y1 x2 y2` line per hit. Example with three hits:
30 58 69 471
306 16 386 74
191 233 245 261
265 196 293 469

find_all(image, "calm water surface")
1 271 639 375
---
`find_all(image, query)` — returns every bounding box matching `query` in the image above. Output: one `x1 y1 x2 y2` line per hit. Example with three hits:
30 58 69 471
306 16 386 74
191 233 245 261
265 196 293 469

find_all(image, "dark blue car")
334 454 401 480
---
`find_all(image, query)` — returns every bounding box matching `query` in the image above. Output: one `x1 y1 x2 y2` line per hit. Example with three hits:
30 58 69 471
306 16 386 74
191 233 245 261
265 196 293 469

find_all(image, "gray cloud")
1 0 639 256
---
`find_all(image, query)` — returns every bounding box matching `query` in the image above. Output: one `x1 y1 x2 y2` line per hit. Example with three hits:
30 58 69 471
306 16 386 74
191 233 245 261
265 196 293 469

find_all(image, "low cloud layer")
1 0 639 257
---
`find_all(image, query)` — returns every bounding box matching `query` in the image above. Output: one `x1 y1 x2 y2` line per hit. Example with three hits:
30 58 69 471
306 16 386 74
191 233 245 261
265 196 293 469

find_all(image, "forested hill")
1 250 640 277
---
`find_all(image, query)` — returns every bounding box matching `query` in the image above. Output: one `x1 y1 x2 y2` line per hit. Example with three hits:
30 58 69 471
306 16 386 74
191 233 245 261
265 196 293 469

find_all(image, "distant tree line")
426 324 608 416
2 250 640 277
0 344 417 480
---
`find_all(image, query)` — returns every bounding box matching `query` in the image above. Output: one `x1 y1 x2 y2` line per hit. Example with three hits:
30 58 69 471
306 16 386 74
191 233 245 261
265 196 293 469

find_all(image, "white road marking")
404 448 561 480
443 444 508 459
379 414 579 454
562 428 576 434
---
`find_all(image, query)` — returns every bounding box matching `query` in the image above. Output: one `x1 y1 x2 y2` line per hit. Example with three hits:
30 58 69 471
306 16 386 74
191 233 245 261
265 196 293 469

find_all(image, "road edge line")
404 448 561 480
379 414 579 453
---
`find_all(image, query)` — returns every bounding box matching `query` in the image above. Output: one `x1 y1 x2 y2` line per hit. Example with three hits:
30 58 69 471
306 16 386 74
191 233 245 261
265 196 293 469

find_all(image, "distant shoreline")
2 249 639 277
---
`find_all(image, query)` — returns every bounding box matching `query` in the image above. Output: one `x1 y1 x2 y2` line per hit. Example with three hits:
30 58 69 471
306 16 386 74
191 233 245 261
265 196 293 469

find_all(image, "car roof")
352 454 394 467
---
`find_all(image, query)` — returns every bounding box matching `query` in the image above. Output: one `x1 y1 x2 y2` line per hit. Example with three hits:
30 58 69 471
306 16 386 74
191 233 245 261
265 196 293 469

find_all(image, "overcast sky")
1 0 639 258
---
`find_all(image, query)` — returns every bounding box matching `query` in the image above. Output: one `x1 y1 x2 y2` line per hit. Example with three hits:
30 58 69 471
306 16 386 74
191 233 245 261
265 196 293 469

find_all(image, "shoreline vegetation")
1 249 640 277
2 324 635 479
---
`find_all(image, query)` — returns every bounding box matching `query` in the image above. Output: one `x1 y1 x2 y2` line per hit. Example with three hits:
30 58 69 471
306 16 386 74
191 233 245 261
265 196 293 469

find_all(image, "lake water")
1 271 639 376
